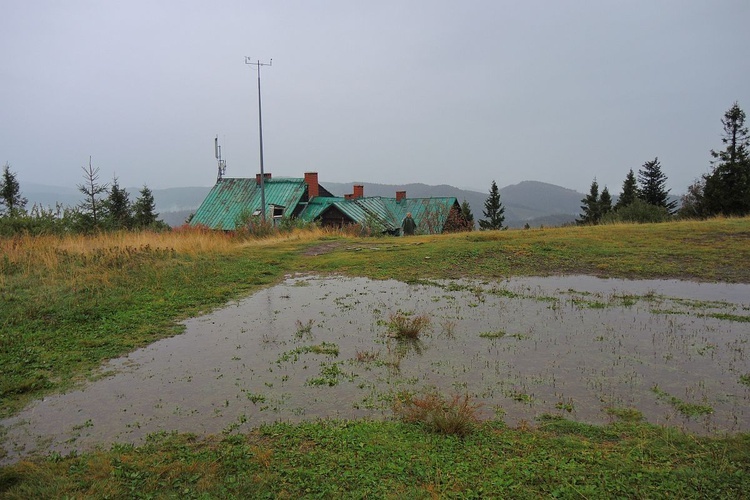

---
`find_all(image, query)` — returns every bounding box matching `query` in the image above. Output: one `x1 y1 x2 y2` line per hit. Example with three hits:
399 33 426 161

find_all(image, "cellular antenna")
245 57 272 221
214 135 227 182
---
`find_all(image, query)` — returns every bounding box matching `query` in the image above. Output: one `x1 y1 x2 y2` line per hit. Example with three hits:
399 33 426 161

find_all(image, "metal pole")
245 57 272 221
257 64 266 221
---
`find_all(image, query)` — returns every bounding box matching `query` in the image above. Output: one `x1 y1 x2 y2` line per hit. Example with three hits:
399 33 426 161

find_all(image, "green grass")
303 218 750 283
2 217 750 497
1 419 748 498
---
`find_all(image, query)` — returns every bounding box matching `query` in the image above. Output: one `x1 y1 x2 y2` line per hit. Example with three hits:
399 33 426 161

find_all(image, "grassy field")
1 218 749 497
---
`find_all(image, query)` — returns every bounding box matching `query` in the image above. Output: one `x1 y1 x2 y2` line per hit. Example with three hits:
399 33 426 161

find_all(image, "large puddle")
2 275 749 463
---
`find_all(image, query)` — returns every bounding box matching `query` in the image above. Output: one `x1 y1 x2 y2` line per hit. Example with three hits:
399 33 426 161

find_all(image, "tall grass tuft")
387 312 431 339
393 391 482 436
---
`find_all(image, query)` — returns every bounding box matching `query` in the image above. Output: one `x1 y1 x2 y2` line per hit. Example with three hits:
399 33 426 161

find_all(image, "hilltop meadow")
1 218 749 498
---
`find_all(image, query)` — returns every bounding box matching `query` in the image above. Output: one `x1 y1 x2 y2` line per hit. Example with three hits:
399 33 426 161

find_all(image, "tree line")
0 157 166 236
467 101 750 231
577 158 676 225
577 101 750 225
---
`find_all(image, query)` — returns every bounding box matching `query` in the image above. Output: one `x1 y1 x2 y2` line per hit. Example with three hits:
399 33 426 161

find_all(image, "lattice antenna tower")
214 136 227 182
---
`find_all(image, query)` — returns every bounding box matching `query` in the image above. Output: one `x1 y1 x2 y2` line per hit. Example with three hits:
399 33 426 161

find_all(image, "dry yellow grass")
236 225 343 247
0 226 342 276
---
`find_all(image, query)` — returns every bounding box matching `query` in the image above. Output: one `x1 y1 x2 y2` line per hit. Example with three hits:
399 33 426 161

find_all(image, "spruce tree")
703 102 750 216
105 176 133 229
0 162 27 216
133 185 159 228
638 157 676 213
614 169 638 210
478 180 505 230
577 178 601 225
599 186 613 217
460 199 474 227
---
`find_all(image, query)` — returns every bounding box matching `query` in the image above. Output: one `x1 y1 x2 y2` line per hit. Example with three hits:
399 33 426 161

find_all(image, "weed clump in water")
294 319 315 339
387 312 430 339
354 350 378 363
479 330 506 339
393 391 482 436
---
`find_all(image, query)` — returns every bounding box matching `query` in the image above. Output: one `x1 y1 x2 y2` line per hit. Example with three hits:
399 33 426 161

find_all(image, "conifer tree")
460 199 474 227
614 169 638 210
577 178 601 225
703 102 750 216
105 176 133 229
478 180 505 230
133 185 159 228
638 157 676 213
599 186 613 216
77 157 109 231
0 162 27 216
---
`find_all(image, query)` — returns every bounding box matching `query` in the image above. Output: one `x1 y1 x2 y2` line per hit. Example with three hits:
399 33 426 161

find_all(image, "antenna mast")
245 56 272 221
214 136 227 182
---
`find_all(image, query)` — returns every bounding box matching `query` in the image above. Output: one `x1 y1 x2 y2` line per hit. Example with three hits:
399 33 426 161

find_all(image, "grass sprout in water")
651 385 714 418
479 330 506 339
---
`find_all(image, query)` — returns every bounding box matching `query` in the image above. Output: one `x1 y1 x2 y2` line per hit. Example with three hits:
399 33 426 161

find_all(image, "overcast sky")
2 1 749 194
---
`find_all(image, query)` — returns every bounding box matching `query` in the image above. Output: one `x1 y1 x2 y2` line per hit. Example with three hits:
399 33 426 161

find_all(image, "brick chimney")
256 172 272 185
396 190 406 202
353 184 364 199
304 172 319 198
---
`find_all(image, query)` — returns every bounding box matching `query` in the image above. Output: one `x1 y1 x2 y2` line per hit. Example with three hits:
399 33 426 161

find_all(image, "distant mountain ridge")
22 180 585 228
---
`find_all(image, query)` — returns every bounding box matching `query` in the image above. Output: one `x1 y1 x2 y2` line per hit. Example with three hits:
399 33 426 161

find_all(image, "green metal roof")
299 196 459 234
298 196 345 222
191 176 461 234
190 177 307 230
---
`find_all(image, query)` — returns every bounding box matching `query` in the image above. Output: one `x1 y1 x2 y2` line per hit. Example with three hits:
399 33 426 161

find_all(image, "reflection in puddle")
2 275 749 463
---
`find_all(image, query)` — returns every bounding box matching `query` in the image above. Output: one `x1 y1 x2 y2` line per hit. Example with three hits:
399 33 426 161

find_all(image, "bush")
0 205 79 236
233 209 275 238
278 215 318 233
233 210 320 238
602 199 672 224
357 213 388 237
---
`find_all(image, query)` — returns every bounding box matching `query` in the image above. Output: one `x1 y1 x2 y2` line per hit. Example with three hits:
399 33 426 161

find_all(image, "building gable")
190 177 307 230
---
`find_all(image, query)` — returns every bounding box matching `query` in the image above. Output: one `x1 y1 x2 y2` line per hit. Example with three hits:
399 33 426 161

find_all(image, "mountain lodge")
189 172 469 234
